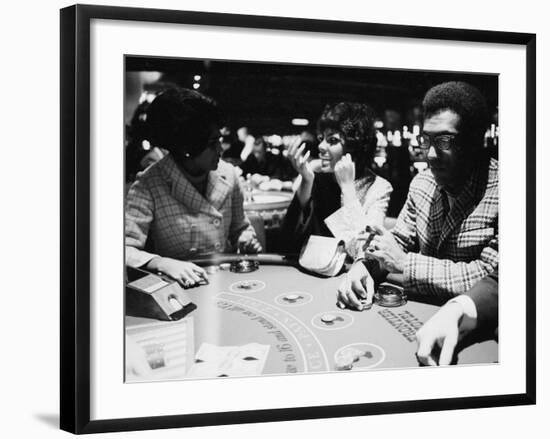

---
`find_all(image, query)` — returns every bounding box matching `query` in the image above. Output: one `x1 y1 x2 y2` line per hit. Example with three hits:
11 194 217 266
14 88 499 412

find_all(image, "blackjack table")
125 254 498 378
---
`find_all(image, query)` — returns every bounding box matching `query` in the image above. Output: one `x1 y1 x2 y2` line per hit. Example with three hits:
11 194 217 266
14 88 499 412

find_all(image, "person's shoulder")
129 157 170 195
409 168 437 194
371 175 393 194
487 157 499 187
135 154 171 182
217 159 240 185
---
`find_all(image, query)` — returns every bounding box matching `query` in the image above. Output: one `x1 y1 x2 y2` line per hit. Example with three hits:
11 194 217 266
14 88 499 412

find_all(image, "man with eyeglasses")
337 81 498 308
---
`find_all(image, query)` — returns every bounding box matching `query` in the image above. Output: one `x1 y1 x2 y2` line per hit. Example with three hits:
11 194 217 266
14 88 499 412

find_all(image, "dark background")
125 56 498 134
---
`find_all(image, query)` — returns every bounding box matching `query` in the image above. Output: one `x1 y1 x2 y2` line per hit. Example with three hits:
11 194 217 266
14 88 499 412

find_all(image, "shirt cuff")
126 246 158 269
448 295 478 331
402 252 416 291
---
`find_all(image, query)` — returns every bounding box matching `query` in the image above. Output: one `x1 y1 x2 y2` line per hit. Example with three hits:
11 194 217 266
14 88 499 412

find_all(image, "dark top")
241 152 294 180
465 269 498 335
280 173 343 253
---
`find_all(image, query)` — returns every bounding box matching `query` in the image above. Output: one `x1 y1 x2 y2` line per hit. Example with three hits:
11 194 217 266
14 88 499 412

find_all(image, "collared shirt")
125 155 256 267
391 157 499 299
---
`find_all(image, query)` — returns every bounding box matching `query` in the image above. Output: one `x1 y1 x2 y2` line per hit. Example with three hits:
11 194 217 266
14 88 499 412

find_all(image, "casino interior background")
125 56 499 251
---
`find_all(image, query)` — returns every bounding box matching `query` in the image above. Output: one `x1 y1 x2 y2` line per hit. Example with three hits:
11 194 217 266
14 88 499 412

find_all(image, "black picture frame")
60 4 536 434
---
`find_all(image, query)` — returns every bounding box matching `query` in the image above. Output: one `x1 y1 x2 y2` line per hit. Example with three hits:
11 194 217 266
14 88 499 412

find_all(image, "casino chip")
334 343 385 370
283 294 302 303
320 313 337 324
341 347 364 362
229 279 266 293
312 311 353 330
230 259 259 273
359 299 373 311
335 352 355 371
205 265 219 274
275 292 312 307
375 284 407 307
335 348 364 370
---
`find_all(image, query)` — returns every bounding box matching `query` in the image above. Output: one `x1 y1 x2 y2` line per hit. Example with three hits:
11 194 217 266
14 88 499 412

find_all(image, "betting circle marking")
311 311 354 331
229 279 266 293
274 292 313 307
334 343 386 370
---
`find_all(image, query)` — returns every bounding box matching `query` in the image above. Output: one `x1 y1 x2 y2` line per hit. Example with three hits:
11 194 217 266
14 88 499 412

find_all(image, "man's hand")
336 261 375 310
237 230 263 254
366 224 407 273
415 301 464 366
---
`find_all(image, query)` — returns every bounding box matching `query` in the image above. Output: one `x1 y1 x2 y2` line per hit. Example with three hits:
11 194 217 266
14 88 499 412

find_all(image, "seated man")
337 81 498 307
240 137 287 179
415 270 498 366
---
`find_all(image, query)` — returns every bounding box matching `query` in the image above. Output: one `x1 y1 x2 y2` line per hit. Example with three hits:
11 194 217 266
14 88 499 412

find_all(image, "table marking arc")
218 292 330 373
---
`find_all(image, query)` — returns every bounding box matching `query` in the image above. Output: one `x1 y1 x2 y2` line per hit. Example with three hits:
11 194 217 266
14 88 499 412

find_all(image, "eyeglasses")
317 134 344 146
419 133 458 151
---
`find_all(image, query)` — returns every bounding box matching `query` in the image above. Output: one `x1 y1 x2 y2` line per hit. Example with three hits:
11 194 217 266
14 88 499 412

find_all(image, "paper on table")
324 203 368 245
125 317 195 382
187 342 270 378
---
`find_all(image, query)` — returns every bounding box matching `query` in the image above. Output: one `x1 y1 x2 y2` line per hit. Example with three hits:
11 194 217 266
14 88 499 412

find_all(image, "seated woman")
125 87 261 287
281 101 393 253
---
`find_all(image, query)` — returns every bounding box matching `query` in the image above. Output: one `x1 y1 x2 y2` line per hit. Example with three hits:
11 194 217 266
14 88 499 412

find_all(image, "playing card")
188 342 270 378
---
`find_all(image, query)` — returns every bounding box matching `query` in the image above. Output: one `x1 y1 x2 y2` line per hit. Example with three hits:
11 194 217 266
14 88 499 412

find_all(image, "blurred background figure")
383 109 402 132
219 126 243 166
125 93 167 186
238 127 256 162
241 137 291 180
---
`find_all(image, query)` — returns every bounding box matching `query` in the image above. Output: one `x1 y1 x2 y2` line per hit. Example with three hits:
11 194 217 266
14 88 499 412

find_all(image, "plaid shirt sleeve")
125 179 159 267
227 168 256 248
404 232 498 299
403 237 498 297
391 187 419 253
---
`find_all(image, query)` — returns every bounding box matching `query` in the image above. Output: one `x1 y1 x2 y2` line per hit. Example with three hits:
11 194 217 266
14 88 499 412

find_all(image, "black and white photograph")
55 2 537 435
123 56 500 382
2 0 547 437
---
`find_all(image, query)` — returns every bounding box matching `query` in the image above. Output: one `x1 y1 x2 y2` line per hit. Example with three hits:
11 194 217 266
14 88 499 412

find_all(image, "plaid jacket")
392 157 498 299
125 155 255 267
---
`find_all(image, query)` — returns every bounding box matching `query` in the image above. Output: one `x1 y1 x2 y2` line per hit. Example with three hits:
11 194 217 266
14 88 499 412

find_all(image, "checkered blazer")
125 155 255 267
391 157 498 299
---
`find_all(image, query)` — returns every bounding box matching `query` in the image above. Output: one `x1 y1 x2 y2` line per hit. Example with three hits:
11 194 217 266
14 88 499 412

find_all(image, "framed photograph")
60 4 536 434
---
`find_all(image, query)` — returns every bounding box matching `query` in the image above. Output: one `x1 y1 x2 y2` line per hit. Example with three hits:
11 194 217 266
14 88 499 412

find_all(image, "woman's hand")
237 230 263 254
147 256 207 288
287 138 314 184
334 153 355 189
